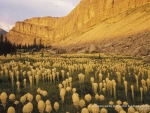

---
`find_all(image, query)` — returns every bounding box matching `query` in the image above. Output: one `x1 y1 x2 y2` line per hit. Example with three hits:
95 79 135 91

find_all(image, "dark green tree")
3 36 8 57
0 34 4 55
12 43 17 55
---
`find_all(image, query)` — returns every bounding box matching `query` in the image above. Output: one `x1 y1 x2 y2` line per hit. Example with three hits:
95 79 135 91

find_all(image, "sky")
0 0 81 31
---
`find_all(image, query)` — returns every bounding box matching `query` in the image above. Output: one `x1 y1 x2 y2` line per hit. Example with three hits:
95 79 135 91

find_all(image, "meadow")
0 53 150 113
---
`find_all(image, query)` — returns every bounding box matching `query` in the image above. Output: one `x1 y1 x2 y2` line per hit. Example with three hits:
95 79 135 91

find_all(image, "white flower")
87 104 92 112
109 101 114 105
54 102 59 111
116 100 122 105
99 82 103 91
79 99 85 108
67 72 70 78
14 100 19 105
95 94 99 100
60 88 66 96
37 87 41 93
38 100 45 113
128 106 135 113
100 108 108 113
0 92 7 103
99 95 105 101
36 94 41 102
72 93 79 108
40 90 43 95
45 100 51 106
138 104 150 112
72 88 76 93
92 103 99 113
23 102 33 113
58 84 63 90
23 79 27 87
119 110 126 113
7 106 15 113
84 94 92 102
81 108 89 113
92 83 98 94
66 86 71 92
42 91 48 97
115 105 123 112
99 73 103 82
45 105 52 113
123 101 128 106
26 93 33 102
68 77 72 82
60 88 66 103
78 73 85 83
27 102 33 112
56 72 59 81
66 79 69 86
61 70 65 79
20 96 26 104
9 93 15 101
90 77 94 83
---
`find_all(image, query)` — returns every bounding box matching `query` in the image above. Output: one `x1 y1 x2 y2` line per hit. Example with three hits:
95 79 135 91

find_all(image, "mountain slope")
7 0 150 55
59 5 150 54
0 28 7 35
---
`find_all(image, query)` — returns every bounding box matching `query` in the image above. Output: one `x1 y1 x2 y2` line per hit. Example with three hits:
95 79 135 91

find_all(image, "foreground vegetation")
0 53 150 113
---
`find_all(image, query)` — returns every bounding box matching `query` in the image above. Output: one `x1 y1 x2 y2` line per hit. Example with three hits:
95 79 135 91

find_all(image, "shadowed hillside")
0 28 7 35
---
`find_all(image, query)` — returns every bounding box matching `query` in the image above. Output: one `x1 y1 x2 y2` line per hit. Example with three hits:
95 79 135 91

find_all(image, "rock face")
7 0 150 56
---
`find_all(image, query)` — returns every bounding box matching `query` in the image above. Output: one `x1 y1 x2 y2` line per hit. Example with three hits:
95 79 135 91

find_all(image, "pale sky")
0 0 81 31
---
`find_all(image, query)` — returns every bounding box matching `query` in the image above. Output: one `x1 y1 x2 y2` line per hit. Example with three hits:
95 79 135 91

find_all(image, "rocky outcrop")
132 46 149 56
7 0 150 46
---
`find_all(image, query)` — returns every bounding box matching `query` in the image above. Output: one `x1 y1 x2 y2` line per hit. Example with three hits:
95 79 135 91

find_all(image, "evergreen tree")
12 43 17 55
3 36 8 57
0 34 4 55
24 43 27 53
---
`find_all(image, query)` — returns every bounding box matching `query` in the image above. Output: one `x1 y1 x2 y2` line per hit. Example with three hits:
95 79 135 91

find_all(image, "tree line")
0 34 46 56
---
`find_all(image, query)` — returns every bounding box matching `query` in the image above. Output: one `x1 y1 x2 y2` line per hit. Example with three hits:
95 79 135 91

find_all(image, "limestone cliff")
7 0 150 54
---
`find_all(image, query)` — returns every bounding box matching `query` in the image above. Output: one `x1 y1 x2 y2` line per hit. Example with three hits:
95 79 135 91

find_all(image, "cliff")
7 0 150 55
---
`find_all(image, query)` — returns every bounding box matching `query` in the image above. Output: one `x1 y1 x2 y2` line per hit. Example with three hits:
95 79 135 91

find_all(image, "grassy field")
0 53 150 113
